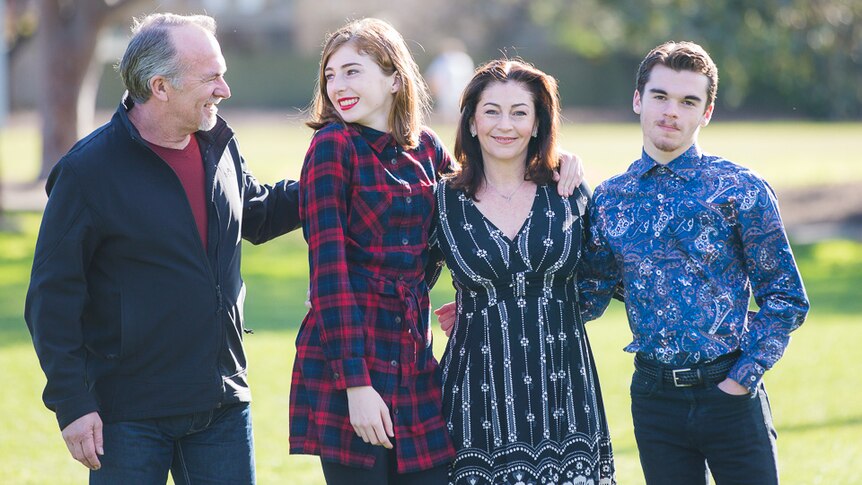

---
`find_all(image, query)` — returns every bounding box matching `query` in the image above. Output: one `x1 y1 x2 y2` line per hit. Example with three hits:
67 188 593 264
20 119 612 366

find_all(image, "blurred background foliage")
4 0 859 177
533 0 862 119
6 0 861 119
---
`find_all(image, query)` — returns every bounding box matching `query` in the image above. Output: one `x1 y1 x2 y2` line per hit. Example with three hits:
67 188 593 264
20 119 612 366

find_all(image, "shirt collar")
347 123 397 154
634 144 703 181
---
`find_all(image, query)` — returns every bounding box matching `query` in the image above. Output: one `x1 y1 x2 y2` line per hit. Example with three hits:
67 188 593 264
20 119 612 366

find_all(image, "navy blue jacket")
25 99 300 429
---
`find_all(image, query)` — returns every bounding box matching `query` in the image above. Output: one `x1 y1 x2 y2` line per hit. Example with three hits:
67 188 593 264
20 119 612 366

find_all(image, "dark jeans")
320 440 449 485
630 369 779 485
91 402 255 485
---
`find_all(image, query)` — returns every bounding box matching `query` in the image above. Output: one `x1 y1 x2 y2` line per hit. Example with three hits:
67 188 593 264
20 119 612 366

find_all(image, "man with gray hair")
25 13 299 483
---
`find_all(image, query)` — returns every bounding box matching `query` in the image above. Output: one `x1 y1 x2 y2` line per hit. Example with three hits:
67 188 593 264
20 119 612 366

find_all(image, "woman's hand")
434 301 457 337
346 386 394 448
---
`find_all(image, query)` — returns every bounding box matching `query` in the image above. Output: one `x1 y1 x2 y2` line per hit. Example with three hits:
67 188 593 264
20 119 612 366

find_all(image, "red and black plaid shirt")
290 122 455 472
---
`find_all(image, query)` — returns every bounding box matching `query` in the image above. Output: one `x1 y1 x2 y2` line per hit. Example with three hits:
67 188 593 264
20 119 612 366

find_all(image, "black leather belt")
634 350 741 388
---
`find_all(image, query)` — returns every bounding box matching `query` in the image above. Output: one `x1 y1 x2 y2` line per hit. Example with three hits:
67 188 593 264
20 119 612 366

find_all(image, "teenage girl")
289 18 454 484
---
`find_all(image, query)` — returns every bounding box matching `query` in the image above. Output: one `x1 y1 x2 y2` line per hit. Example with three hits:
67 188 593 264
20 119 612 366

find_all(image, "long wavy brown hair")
306 18 430 149
448 58 560 200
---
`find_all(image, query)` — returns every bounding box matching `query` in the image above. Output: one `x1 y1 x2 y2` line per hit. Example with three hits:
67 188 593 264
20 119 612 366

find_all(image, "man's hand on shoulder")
61 411 104 470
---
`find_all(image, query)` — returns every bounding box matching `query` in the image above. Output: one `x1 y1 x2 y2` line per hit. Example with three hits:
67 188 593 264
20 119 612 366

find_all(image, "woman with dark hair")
432 59 616 484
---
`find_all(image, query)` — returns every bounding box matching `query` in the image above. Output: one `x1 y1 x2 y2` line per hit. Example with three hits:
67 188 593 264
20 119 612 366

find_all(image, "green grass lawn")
2 215 861 484
3 117 862 188
2 120 861 483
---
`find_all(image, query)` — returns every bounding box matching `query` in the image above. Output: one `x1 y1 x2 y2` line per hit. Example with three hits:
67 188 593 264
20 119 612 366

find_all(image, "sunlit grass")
2 210 860 484
3 118 860 189
2 119 860 483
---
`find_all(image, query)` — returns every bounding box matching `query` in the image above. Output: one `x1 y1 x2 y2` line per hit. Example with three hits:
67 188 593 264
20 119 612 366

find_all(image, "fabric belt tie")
634 350 742 388
349 266 427 387
395 281 426 387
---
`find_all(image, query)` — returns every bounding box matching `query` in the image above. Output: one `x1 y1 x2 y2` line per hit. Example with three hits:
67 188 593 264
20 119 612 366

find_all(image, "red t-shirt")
148 136 208 250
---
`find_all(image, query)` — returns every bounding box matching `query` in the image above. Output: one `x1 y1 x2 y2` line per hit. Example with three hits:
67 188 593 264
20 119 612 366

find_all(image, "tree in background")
5 0 861 182
531 0 862 119
35 0 145 180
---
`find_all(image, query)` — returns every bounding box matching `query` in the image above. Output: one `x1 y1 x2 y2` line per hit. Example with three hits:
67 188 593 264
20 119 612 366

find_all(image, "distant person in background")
578 41 809 485
425 38 474 123
24 13 300 484
431 58 615 485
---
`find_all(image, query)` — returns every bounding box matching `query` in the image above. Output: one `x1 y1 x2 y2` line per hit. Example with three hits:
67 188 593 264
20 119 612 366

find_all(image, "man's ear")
701 103 714 127
632 89 642 115
149 76 171 101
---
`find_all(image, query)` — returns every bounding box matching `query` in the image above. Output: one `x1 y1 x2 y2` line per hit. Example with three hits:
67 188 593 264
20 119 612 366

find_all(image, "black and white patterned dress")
432 181 615 485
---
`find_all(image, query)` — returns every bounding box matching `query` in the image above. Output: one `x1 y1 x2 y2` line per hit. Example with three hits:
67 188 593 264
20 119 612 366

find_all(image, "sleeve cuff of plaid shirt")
329 358 372 390
727 357 766 396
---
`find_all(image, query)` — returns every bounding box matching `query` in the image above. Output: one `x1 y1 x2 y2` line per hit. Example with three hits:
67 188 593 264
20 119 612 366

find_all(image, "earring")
531 126 538 138
470 127 477 137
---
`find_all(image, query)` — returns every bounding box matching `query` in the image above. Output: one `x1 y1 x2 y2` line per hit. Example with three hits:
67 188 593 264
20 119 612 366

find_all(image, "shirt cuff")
329 358 372 390
727 356 766 395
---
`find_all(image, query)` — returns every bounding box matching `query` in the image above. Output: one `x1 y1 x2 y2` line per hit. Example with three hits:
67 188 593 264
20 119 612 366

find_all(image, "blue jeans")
91 402 255 485
630 369 778 485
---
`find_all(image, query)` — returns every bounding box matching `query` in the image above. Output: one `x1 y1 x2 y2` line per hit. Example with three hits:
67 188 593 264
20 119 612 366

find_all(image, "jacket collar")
118 93 234 152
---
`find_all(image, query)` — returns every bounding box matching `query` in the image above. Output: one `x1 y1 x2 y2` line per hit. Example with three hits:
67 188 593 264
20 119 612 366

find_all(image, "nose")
498 114 514 130
662 102 678 118
328 74 345 94
216 76 231 100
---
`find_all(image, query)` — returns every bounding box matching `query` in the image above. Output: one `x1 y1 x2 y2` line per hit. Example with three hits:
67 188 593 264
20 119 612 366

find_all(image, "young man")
24 13 299 484
579 41 809 484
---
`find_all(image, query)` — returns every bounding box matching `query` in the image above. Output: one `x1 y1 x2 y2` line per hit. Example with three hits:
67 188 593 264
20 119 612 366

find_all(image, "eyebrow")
649 88 703 103
325 62 362 72
481 102 530 108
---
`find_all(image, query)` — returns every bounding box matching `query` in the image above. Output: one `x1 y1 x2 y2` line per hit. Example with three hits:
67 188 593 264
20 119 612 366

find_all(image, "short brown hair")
636 41 719 107
306 18 429 149
449 58 560 200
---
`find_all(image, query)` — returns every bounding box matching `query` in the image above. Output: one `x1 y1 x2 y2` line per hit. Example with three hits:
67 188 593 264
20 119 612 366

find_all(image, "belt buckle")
672 368 694 387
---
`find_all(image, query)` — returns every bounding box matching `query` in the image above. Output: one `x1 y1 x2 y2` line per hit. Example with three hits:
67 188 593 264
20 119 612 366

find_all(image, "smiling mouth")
338 97 359 110
492 136 517 144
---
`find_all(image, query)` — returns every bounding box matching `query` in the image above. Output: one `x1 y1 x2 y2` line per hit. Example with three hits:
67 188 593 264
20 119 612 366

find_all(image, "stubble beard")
199 112 217 132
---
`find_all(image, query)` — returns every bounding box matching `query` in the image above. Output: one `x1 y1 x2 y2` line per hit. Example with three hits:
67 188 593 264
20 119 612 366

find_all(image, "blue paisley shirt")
579 144 809 393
